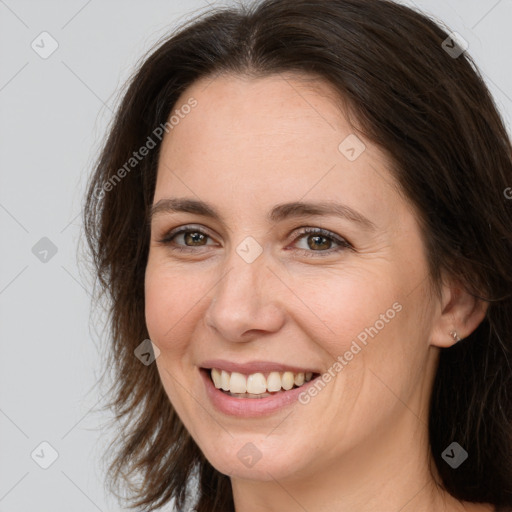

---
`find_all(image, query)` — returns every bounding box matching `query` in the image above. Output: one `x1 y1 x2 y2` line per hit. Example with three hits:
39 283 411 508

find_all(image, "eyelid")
157 224 217 244
289 226 352 255
292 227 350 245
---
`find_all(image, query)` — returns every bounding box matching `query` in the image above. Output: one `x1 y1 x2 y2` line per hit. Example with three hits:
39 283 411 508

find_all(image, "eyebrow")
149 197 377 231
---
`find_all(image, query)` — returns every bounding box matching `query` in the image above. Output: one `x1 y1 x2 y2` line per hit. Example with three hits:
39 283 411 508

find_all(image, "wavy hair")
83 0 512 510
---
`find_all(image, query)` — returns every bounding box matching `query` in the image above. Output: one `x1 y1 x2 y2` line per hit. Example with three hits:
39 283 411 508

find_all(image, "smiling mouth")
204 368 320 398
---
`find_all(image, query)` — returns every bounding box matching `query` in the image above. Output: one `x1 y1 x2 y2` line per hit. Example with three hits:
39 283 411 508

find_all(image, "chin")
196 433 313 482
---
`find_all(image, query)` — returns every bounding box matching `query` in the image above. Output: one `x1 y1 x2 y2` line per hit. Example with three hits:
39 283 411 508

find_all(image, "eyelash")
157 225 352 258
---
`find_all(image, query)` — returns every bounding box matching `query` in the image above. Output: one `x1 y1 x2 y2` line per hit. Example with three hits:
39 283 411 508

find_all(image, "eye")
157 225 352 257
289 227 352 257
157 225 217 252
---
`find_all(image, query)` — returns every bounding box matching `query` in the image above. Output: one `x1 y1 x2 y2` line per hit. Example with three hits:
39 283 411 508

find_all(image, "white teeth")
211 368 222 388
210 368 315 395
267 371 282 392
281 371 294 390
246 373 267 394
229 372 247 393
221 370 230 391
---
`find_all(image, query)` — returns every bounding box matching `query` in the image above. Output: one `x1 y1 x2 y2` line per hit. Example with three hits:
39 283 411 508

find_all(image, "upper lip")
200 359 320 375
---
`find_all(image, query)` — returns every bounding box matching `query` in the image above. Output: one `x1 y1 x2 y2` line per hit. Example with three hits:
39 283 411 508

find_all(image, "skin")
145 73 490 512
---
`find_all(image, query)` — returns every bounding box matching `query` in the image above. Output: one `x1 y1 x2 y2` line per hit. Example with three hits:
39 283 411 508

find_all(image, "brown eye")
159 226 217 251
182 231 208 246
305 234 332 251
291 227 351 257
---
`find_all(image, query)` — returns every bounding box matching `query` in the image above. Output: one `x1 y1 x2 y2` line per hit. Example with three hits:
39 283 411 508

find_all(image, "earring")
449 330 461 342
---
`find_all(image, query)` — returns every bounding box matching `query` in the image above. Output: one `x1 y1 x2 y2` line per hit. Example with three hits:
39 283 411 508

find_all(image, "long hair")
83 1 512 510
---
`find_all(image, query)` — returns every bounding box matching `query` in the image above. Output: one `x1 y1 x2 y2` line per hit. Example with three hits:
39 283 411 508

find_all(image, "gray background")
1 0 511 510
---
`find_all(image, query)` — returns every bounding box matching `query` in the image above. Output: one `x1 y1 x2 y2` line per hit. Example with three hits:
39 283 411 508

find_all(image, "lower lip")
200 369 318 417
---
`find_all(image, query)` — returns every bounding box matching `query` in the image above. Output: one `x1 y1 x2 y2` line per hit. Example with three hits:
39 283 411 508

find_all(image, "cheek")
144 259 203 418
296 264 425 408
144 257 202 348
292 266 401 350
144 272 171 343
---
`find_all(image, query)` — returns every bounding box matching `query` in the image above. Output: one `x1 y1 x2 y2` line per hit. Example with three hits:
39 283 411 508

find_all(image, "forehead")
154 73 404 224
167 72 353 148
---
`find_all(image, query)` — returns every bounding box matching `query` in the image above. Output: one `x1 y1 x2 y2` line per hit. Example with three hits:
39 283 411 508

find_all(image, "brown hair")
83 0 512 510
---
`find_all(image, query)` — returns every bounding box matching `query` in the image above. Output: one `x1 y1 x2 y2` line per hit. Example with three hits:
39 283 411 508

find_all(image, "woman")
84 0 512 510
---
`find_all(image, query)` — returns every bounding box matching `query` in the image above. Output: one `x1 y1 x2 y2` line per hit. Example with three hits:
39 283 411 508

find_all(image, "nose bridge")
204 244 284 340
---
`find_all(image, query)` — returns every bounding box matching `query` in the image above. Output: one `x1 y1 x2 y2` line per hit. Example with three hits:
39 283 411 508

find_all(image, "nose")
203 249 286 343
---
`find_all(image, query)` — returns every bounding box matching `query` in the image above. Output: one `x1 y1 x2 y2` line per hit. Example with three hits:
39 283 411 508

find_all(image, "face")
145 73 440 484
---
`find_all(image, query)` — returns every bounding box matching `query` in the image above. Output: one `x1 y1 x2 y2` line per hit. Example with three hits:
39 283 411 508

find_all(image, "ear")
430 274 488 348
